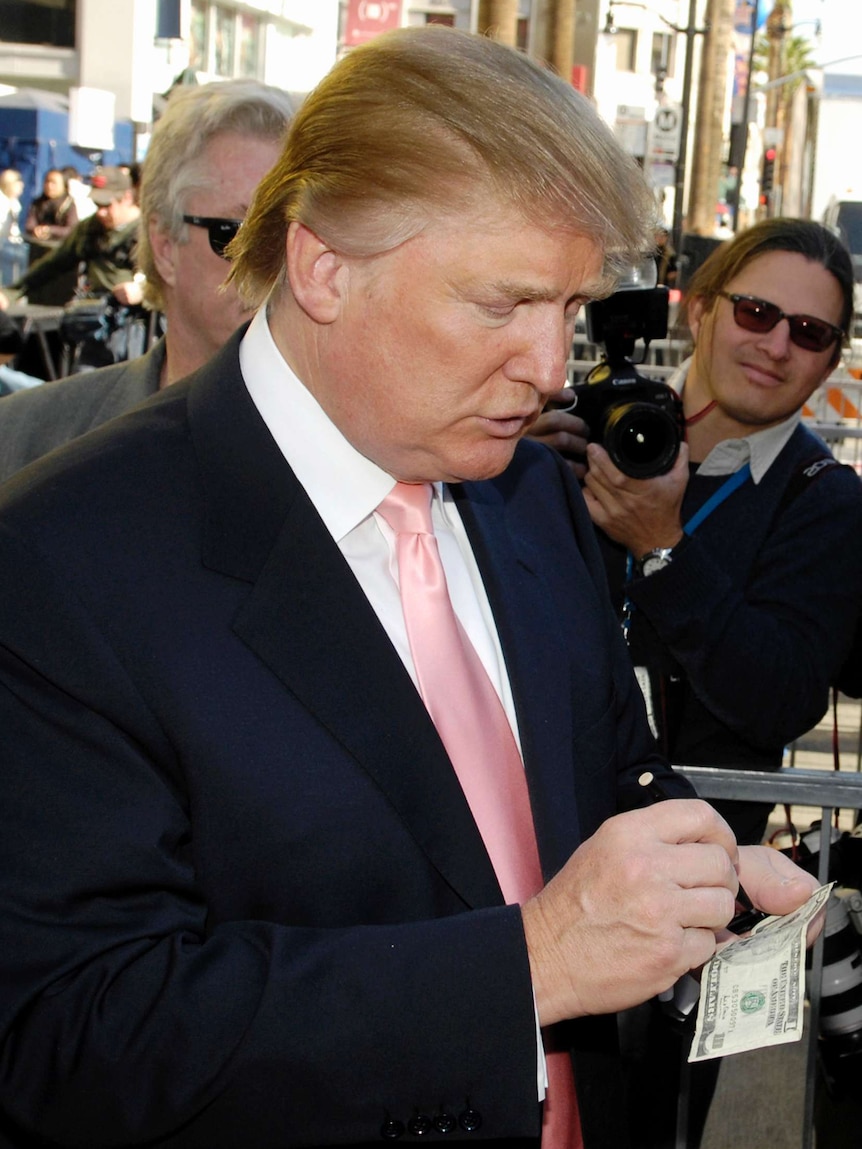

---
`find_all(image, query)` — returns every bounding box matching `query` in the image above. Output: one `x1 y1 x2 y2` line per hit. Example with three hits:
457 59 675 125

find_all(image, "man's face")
97 192 138 231
44 171 64 199
156 131 281 364
288 205 605 483
688 250 845 434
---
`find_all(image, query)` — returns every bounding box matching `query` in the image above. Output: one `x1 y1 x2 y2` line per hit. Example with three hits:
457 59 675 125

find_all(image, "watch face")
642 554 672 577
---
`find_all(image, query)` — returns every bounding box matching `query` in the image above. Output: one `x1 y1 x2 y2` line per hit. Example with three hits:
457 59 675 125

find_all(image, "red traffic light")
765 147 777 161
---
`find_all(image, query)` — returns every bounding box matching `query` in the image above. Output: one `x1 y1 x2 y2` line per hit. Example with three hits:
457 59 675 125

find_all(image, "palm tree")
753 31 816 103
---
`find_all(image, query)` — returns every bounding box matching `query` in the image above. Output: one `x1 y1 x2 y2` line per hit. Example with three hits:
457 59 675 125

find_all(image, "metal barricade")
674 765 862 1149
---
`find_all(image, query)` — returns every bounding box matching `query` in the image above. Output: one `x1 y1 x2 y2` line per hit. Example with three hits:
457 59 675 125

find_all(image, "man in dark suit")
0 26 818 1149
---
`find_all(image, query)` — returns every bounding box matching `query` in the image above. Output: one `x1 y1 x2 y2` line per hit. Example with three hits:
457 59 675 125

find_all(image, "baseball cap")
89 167 132 205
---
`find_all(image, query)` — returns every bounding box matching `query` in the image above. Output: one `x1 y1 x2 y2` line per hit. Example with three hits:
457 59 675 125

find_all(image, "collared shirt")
669 358 801 483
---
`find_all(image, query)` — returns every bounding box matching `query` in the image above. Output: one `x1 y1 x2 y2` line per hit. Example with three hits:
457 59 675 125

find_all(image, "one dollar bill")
689 882 833 1062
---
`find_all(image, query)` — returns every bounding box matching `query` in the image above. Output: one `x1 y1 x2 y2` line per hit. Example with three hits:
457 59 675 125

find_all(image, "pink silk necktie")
377 482 581 1149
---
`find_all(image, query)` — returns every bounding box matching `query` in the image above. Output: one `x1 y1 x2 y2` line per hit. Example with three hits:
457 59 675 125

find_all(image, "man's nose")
509 313 572 396
757 318 793 358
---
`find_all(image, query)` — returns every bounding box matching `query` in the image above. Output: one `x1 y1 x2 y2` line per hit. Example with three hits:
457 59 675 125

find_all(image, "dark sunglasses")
718 291 844 353
182 214 243 259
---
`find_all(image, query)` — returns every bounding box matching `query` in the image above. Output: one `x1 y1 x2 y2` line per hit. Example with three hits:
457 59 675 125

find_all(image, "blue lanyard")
682 462 752 536
621 461 752 643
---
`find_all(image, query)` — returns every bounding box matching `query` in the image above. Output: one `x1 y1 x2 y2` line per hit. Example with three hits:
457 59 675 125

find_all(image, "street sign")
649 103 683 162
615 105 648 158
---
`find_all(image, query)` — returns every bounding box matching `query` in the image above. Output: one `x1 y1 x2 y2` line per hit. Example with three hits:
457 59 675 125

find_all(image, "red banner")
344 0 403 49
344 0 404 48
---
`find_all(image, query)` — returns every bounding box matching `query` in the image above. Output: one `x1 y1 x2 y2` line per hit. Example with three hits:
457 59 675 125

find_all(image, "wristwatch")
638 546 676 577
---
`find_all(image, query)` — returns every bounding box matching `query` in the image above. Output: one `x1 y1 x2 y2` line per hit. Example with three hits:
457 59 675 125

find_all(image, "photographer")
529 217 862 1146
533 218 862 846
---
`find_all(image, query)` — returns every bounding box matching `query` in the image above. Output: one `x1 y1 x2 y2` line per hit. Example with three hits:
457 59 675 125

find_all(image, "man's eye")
480 302 516 317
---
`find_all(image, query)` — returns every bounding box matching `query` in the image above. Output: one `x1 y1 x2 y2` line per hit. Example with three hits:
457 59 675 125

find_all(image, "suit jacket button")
433 1110 457 1134
380 1117 405 1139
459 1107 483 1132
407 1112 433 1136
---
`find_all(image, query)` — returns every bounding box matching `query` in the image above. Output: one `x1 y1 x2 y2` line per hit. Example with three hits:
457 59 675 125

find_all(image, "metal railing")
674 765 862 1149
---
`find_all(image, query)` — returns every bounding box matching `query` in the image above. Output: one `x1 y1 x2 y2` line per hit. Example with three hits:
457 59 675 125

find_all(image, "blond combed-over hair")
227 26 657 308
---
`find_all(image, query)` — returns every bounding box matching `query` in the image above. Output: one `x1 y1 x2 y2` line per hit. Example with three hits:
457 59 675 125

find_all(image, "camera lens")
809 891 862 1098
602 401 681 479
811 893 862 1039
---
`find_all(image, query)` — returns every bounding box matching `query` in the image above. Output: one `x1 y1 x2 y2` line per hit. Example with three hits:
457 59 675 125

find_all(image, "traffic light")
760 146 777 204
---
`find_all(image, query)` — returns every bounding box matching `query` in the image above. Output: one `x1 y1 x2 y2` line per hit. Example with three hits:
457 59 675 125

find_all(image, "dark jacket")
599 424 862 843
9 212 138 301
0 330 683 1148
24 193 79 241
0 337 164 482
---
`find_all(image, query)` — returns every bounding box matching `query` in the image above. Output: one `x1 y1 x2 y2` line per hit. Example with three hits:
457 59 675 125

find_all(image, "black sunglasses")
718 291 844 353
182 215 243 259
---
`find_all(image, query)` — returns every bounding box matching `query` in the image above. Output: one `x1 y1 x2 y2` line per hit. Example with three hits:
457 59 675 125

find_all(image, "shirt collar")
239 307 396 541
670 357 800 484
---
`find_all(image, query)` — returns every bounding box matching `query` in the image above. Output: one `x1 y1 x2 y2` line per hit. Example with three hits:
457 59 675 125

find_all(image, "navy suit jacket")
0 331 683 1148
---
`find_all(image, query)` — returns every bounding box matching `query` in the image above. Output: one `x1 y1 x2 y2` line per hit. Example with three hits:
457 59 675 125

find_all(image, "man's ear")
686 295 707 342
148 219 177 288
286 221 347 323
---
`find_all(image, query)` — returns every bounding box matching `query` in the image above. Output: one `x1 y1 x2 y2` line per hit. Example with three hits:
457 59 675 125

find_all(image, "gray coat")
0 338 165 483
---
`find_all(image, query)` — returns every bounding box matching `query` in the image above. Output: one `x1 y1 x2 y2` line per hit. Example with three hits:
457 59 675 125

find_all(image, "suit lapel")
452 482 581 879
187 341 501 908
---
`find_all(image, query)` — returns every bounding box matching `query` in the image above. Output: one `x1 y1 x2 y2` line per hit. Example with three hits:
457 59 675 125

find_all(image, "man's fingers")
624 798 737 853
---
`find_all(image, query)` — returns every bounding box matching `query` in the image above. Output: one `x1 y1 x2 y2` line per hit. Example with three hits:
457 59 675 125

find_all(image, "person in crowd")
0 79 293 481
0 169 27 288
0 28 819 1149
24 168 79 242
63 165 97 220
0 169 24 244
529 217 862 1147
0 166 140 308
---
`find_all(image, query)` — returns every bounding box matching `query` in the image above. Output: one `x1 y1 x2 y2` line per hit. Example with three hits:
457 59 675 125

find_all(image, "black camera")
571 286 684 479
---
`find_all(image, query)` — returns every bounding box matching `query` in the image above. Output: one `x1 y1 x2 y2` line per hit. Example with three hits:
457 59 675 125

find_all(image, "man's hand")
522 799 740 1025
581 440 690 557
527 387 589 480
0 290 9 312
